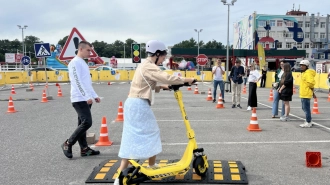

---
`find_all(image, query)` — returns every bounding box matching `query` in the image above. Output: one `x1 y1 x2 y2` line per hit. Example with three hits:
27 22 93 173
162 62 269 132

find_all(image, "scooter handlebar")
168 79 197 91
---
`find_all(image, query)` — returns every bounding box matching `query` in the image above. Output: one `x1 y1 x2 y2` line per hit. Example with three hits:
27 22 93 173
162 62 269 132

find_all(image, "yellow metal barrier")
185 71 213 81
128 70 135 80
4 72 23 84
0 72 5 86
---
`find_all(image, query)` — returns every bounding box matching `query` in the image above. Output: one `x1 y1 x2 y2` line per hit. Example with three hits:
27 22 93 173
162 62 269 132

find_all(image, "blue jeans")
301 98 312 123
272 89 285 116
243 78 247 85
213 80 224 100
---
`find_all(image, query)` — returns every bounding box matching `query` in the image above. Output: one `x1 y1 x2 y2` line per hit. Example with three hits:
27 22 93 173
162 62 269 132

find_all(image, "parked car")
30 67 57 71
93 66 117 72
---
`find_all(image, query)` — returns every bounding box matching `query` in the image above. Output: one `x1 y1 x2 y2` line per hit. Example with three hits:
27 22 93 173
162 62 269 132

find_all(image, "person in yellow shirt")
299 60 316 128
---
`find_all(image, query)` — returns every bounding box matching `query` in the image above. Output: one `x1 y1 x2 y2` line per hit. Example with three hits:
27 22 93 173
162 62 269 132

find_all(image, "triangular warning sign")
37 45 51 57
58 27 98 60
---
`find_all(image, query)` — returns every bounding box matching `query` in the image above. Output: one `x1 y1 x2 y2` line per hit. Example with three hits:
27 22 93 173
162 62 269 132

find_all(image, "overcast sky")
1 0 328 47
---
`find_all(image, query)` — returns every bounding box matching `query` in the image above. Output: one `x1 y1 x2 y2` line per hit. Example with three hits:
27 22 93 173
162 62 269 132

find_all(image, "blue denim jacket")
230 66 245 84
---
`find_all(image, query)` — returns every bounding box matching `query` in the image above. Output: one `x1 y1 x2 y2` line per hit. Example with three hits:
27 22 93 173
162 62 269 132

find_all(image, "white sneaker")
247 106 251 111
299 122 312 128
113 178 119 185
280 116 290 122
147 163 159 168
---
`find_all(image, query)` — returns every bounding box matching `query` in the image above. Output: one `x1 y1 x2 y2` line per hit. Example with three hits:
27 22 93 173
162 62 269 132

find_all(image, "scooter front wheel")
193 156 208 177
119 167 140 185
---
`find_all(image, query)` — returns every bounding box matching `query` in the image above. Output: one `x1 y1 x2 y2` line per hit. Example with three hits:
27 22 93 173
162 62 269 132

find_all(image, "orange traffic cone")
247 108 262 131
194 85 199 94
11 85 16 94
327 93 330 102
41 90 48 103
57 86 63 97
206 88 212 101
7 96 16 113
312 98 320 114
216 93 224 109
95 117 113 146
242 85 247 94
115 101 124 122
108 82 111 85
268 89 273 101
187 86 192 91
293 86 296 94
30 83 34 91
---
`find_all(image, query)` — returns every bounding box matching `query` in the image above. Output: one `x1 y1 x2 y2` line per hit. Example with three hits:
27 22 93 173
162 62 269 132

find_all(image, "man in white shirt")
61 41 101 159
212 59 225 103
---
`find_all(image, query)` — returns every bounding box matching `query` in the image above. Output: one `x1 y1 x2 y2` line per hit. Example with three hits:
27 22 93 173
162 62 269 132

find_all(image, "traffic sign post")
34 43 51 58
196 54 209 92
21 56 31 88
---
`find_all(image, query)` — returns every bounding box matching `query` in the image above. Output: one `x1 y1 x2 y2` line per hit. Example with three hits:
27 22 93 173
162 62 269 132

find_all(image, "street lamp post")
194 29 203 55
221 0 237 81
124 42 126 70
17 25 28 69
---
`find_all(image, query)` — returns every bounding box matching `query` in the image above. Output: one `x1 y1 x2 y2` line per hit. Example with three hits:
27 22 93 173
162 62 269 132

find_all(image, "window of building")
320 54 325 59
276 42 282 48
320 33 326 39
260 42 265 48
270 20 275 27
306 53 309 58
305 22 310 27
297 43 302 48
269 31 275 37
258 31 266 37
298 21 303 28
297 32 303 38
286 20 294 27
258 20 266 27
322 44 326 48
277 32 283 38
286 32 293 38
310 43 314 48
286 42 293 48
277 20 283 27
304 43 310 48
314 33 318 39
305 32 310 38
321 22 326 28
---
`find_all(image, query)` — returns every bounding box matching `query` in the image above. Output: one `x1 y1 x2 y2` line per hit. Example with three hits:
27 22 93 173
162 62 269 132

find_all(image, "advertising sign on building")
5 53 15 63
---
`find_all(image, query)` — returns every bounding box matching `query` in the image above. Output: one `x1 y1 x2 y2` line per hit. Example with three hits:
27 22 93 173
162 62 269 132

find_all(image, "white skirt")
118 98 162 159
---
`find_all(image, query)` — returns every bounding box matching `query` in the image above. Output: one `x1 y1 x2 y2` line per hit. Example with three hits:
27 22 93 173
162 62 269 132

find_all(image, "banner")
257 43 266 70
5 53 15 63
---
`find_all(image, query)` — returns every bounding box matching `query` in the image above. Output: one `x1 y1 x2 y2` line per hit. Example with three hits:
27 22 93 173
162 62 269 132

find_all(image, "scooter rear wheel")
193 156 208 177
119 167 140 185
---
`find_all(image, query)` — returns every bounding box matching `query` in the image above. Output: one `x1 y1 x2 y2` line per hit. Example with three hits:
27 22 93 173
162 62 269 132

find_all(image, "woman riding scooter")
114 40 195 185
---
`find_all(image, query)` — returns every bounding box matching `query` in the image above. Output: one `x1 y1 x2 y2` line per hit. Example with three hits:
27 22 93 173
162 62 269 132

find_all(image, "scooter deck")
86 159 248 184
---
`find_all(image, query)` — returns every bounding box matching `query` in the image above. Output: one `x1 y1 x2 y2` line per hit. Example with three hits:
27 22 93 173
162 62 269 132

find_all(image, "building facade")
233 8 330 69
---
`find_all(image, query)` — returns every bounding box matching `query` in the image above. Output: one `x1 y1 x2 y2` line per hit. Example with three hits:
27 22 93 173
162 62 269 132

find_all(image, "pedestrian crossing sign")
34 43 51 58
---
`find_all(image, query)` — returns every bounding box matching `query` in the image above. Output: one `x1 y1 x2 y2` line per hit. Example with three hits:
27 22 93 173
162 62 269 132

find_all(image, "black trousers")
260 76 266 87
68 101 92 149
248 82 258 107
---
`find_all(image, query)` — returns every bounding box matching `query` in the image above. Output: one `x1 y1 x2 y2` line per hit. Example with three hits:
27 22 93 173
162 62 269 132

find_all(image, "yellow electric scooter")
119 81 209 185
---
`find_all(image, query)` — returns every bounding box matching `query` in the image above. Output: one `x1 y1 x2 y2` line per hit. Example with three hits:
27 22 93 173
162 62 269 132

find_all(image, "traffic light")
131 43 141 63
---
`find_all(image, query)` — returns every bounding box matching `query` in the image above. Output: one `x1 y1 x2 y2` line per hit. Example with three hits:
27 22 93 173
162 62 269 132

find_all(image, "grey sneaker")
61 140 73 158
299 122 312 128
280 116 290 122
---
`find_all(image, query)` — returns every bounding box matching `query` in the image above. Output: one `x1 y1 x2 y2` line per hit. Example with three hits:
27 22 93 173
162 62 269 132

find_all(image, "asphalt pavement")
0 82 329 185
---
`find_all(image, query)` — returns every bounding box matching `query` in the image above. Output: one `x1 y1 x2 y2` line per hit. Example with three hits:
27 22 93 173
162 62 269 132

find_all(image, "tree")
173 37 197 48
203 40 225 49
58 35 68 47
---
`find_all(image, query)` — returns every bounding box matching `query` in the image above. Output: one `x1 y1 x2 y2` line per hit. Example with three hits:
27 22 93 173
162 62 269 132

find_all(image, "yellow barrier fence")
0 70 329 90
0 72 5 86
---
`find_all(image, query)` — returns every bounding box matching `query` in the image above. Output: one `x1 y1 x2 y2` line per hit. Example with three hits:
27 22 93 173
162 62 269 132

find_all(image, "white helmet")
300 60 310 66
146 40 167 54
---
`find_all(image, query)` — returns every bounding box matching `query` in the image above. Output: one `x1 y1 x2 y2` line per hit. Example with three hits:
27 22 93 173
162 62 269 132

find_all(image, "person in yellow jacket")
299 60 316 128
